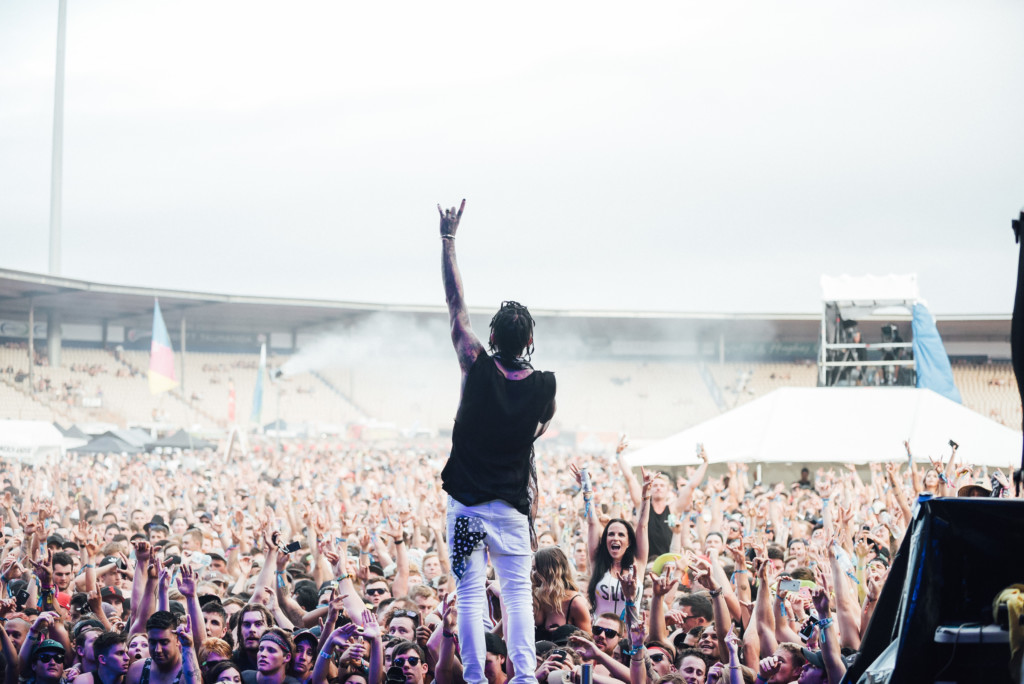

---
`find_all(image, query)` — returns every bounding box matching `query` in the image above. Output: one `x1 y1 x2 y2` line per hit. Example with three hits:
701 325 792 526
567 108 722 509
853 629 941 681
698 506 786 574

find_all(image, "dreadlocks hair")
489 300 535 366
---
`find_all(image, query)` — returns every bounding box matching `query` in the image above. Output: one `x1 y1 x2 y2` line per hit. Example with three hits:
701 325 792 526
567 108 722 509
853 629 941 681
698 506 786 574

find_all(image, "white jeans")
447 496 535 684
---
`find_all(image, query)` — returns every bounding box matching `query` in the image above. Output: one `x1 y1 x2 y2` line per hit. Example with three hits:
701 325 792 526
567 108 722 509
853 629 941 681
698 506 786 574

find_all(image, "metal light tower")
49 0 67 275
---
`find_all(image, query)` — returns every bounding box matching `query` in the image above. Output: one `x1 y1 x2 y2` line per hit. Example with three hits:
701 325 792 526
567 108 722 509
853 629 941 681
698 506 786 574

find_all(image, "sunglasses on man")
393 655 421 667
392 609 420 624
36 654 62 664
592 626 619 639
366 587 388 596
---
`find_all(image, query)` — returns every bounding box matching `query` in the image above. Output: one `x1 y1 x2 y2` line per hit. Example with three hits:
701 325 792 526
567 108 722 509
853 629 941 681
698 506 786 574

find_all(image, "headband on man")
260 632 291 654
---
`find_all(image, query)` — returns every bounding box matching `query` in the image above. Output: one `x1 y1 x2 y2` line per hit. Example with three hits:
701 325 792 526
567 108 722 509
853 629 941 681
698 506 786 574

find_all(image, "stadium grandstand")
0 267 1016 442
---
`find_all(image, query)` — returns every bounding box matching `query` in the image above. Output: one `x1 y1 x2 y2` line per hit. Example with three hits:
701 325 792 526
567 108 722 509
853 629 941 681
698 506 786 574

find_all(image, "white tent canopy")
627 387 1020 469
0 420 65 464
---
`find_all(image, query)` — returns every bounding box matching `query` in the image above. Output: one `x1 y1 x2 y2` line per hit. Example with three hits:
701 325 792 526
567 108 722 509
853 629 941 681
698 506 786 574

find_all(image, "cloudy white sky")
2 1 1023 315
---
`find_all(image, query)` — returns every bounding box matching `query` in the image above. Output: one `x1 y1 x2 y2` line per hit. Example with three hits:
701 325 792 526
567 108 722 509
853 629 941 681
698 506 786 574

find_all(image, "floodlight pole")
48 0 67 276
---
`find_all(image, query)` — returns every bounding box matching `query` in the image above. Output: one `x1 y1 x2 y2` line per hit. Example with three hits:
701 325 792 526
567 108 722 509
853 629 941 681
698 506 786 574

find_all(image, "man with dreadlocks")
437 200 556 684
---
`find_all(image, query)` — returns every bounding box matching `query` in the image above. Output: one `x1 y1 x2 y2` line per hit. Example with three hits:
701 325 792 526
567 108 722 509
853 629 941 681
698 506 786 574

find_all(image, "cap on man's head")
32 638 66 661
484 632 507 673
484 632 507 657
101 587 124 602
99 556 128 570
72 619 104 640
293 630 319 649
801 647 825 670
144 515 167 532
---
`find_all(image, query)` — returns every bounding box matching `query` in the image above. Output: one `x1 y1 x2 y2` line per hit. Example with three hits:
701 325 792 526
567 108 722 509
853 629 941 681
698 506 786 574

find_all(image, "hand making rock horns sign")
438 200 466 237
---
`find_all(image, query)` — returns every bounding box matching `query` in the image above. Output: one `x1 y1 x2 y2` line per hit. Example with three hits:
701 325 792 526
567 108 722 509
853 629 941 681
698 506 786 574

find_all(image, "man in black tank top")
616 442 709 559
126 612 182 684
438 201 556 684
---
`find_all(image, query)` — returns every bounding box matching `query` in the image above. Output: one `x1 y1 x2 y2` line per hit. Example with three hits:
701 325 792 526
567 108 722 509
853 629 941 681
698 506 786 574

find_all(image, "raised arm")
671 446 709 515
754 560 779 659
811 588 846 684
692 558 732 665
615 436 643 510
885 463 912 524
828 541 862 651
175 617 203 684
176 566 207 646
648 572 677 645
634 469 654 568
570 463 603 564
434 598 465 684
439 201 485 377
383 518 409 599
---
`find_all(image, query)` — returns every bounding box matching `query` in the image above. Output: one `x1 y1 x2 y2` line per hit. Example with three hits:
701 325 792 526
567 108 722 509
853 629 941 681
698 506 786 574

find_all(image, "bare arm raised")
439 200 486 381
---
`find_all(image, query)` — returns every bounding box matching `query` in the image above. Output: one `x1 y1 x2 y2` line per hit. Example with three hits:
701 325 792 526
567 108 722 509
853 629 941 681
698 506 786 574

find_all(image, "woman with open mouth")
573 464 655 618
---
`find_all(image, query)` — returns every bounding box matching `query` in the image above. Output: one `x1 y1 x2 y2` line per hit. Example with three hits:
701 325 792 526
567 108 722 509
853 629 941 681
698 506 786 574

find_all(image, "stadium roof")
0 268 1010 343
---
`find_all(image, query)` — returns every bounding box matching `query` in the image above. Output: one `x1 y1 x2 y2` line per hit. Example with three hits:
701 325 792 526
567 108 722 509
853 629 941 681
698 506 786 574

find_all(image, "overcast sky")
2 1 1023 315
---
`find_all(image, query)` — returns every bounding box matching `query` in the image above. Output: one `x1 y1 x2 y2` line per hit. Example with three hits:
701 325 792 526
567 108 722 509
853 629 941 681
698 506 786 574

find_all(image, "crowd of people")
0 200 1017 684
0 435 1012 684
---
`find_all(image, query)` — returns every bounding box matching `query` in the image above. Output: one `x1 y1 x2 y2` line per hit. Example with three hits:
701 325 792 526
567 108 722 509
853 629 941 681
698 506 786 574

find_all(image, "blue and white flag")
912 303 962 403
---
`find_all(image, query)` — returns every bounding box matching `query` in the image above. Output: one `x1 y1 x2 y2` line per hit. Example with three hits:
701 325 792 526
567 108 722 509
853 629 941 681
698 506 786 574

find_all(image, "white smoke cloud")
279 313 452 377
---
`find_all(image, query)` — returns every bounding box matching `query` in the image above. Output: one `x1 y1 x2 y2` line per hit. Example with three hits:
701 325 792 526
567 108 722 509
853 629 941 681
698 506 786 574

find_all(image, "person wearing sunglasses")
590 615 623 657
644 641 675 678
27 639 67 684
390 642 428 684
363 581 391 607
437 201 557 684
386 610 419 642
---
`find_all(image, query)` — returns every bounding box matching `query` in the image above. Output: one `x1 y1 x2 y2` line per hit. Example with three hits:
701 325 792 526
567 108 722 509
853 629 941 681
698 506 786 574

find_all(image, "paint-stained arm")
439 200 485 379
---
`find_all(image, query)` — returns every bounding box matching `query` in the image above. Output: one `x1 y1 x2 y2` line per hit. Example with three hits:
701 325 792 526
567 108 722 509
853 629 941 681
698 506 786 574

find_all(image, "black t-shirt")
232 649 257 672
647 503 673 559
241 672 302 684
442 354 556 515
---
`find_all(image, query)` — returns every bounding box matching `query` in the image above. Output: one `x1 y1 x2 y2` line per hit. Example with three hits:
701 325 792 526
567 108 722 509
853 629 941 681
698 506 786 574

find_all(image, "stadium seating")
1 344 1020 437
708 362 819 409
952 362 1021 430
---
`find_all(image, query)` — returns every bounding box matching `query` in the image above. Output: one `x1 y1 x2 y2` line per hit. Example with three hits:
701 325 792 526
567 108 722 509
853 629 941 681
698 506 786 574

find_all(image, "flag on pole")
912 303 962 403
251 343 266 423
148 299 178 395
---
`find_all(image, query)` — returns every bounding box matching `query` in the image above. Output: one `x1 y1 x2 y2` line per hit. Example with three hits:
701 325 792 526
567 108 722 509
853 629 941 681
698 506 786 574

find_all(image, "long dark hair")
203 661 241 684
586 518 637 608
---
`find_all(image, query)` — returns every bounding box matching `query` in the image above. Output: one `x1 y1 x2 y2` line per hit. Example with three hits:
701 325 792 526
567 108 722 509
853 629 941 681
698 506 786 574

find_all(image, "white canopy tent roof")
627 387 1020 469
0 420 65 464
